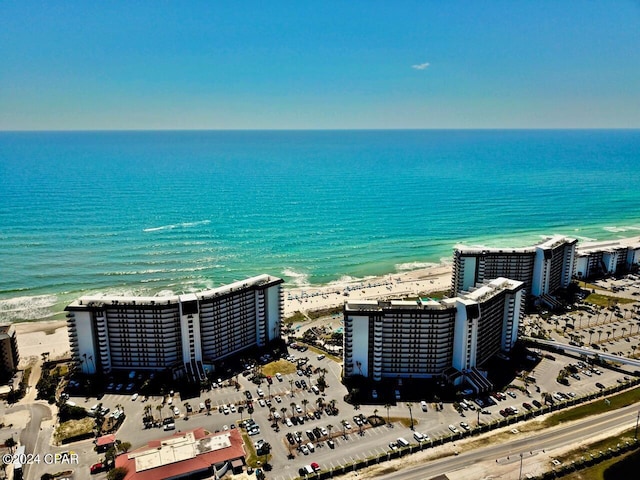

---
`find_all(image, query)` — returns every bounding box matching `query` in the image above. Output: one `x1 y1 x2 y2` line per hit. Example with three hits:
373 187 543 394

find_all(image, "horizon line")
2 127 640 133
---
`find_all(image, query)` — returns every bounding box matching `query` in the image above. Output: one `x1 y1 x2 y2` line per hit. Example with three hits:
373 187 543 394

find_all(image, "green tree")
117 441 131 453
107 467 128 480
5 437 17 453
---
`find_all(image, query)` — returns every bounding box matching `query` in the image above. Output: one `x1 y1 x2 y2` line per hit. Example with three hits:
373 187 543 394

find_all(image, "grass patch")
285 311 307 324
262 359 296 377
54 418 94 442
241 431 271 468
388 416 417 428
584 293 635 307
308 306 343 320
556 427 637 464
543 386 640 428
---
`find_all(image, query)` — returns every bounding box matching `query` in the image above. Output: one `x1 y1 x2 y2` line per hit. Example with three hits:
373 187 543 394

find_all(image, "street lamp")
519 452 524 480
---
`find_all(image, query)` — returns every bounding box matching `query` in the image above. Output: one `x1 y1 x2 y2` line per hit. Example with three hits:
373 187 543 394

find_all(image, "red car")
310 462 321 472
90 462 106 474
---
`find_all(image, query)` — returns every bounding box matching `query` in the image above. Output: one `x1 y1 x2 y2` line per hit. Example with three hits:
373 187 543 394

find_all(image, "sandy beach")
282 263 453 317
9 264 453 366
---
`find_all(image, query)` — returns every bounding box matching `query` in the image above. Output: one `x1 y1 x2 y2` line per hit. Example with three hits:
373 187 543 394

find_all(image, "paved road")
377 402 640 480
4 402 52 480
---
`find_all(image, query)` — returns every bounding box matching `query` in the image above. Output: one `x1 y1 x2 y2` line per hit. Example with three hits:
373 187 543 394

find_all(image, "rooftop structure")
65 274 283 378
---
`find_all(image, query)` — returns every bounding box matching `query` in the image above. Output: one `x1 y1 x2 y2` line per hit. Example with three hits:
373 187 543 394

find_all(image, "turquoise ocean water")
1 130 639 322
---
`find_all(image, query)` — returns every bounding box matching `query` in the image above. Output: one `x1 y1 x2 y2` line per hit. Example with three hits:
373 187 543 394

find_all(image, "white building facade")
343 277 524 384
66 275 284 378
452 235 577 297
575 238 640 279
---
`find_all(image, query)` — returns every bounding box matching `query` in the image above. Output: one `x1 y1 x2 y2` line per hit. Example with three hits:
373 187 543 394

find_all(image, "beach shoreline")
282 263 453 317
11 263 453 366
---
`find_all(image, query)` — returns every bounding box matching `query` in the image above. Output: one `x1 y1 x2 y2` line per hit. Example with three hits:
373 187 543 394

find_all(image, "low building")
114 427 245 480
343 277 524 391
0 324 19 383
65 274 283 378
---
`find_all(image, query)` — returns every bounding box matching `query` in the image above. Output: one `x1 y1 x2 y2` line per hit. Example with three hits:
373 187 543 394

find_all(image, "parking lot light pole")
519 452 524 480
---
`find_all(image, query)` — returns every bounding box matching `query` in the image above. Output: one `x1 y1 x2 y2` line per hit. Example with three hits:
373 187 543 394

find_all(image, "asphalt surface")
376 402 640 480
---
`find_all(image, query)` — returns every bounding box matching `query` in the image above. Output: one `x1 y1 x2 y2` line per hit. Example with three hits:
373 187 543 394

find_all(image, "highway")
377 402 640 480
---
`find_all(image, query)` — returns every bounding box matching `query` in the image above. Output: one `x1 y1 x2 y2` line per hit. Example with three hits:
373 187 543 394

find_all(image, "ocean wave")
395 261 439 272
104 265 222 276
282 268 311 287
0 294 57 322
143 220 211 232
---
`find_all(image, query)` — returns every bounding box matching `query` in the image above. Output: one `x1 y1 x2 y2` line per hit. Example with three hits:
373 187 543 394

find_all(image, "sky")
1 1 639 130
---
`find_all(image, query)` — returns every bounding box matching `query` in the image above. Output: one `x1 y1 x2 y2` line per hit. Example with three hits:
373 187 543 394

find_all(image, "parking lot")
58 337 636 480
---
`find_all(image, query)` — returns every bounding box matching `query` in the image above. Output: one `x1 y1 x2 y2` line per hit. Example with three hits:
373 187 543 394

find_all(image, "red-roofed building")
96 434 116 452
114 427 246 480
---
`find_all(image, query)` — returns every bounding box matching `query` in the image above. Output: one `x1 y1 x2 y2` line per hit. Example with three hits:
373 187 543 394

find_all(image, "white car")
173 407 180 416
275 395 282 403
420 400 428 411
448 424 459 433
295 404 302 414
131 393 139 401
230 404 236 413
223 406 230 415
258 399 266 407
275 372 283 381
286 418 294 427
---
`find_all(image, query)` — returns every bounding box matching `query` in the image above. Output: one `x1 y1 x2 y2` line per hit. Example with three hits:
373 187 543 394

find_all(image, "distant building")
343 277 524 391
65 275 283 378
0 324 19 383
575 237 640 279
114 427 246 480
451 235 577 298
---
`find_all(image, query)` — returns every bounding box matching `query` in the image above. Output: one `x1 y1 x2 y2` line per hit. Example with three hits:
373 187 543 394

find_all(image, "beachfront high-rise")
65 275 283 378
574 237 640 279
0 324 20 383
343 277 524 391
451 236 577 299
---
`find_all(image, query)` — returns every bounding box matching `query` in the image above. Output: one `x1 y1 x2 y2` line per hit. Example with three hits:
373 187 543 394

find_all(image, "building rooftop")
66 274 283 309
115 427 245 480
576 236 640 255
454 235 576 255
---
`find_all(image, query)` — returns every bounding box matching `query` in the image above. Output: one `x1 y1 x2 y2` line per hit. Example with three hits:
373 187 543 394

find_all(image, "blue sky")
1 1 639 130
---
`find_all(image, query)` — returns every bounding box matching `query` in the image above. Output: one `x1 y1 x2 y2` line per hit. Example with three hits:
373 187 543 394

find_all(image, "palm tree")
301 399 309 415
588 329 595 344
280 407 287 423
406 403 414 430
290 402 297 417
622 326 627 339
373 408 379 419
289 379 294 397
238 406 245 423
5 437 16 454
597 329 603 343
269 406 276 421
156 404 163 422
606 331 612 342
341 419 348 437
327 424 334 438
316 397 325 411
384 403 392 424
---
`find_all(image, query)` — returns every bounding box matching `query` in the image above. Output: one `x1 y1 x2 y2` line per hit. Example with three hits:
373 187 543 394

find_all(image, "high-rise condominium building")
451 235 577 297
65 275 283 378
0 324 20 383
575 237 640 279
343 277 524 388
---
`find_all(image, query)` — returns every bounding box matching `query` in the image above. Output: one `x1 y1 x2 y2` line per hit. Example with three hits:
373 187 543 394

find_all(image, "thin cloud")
412 62 430 70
